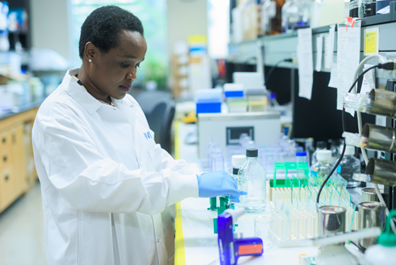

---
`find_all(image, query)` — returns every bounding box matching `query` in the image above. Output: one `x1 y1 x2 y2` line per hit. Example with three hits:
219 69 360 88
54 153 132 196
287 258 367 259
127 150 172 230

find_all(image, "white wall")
167 0 208 55
30 0 73 63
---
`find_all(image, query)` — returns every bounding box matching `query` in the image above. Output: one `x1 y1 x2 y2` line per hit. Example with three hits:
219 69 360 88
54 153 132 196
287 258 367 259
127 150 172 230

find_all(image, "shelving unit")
228 2 396 76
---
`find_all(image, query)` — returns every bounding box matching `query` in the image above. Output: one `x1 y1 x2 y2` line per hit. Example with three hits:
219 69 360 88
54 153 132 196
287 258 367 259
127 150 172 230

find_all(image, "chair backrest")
135 91 175 153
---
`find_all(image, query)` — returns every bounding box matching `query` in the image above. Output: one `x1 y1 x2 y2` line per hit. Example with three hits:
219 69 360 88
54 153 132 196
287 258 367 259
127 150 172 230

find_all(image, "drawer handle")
5 175 9 181
1 137 5 144
3 156 6 162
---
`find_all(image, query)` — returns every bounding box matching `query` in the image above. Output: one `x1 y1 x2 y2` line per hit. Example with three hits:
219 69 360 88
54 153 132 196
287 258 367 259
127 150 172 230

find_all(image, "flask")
238 148 267 213
311 141 327 165
310 150 333 179
338 146 361 188
365 210 396 265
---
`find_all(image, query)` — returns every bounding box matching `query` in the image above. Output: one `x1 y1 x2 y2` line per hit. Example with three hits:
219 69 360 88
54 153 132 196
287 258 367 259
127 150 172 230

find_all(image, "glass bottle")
238 148 267 213
338 146 361 188
281 0 304 33
310 150 333 180
262 0 284 35
311 141 327 166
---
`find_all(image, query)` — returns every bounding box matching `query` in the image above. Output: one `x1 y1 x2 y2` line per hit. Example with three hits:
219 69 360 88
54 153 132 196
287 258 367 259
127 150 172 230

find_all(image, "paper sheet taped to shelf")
336 20 361 115
297 28 313 100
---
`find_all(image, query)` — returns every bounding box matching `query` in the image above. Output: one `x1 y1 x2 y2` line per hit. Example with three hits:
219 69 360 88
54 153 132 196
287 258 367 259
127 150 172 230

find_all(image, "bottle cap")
316 141 327 149
377 209 396 247
296 152 307 157
284 127 289 136
345 145 355 156
246 148 258 157
317 150 331 161
232 155 246 168
337 165 342 174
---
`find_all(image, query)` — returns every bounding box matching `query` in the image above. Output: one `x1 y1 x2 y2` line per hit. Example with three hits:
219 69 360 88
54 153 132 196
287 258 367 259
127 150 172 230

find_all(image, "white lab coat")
32 69 200 265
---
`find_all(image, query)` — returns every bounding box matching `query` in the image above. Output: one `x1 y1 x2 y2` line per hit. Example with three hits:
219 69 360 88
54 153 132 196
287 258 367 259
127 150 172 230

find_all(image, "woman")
32 5 244 265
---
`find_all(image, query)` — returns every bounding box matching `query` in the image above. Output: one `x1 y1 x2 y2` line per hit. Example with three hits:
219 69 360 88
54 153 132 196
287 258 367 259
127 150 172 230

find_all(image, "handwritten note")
297 28 313 100
328 55 338 88
337 20 361 115
325 25 336 69
316 36 323 72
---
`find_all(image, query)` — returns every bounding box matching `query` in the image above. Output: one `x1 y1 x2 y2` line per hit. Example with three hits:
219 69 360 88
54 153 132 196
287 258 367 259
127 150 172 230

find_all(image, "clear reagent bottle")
238 148 267 213
338 146 361 188
310 150 333 179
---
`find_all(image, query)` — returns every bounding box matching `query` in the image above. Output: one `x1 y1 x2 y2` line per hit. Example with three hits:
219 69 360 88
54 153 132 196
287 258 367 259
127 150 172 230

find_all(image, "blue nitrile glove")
196 171 247 198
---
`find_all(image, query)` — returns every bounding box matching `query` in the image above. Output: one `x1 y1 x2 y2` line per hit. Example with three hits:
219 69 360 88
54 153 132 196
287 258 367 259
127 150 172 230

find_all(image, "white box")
197 112 281 158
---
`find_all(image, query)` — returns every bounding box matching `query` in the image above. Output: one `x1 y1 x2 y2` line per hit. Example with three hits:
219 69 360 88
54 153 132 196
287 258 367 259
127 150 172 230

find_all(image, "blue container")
196 101 221 114
224 90 244 98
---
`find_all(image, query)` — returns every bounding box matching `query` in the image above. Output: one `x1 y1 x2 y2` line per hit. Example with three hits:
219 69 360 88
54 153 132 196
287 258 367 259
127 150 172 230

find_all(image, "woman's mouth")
119 85 130 92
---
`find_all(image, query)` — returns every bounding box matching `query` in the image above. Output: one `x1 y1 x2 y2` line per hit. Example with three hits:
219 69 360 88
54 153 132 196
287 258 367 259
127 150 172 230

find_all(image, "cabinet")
0 107 38 213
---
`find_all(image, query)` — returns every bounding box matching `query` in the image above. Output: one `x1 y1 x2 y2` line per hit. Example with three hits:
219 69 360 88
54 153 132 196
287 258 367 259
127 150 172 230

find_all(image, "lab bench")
0 98 44 213
173 121 366 265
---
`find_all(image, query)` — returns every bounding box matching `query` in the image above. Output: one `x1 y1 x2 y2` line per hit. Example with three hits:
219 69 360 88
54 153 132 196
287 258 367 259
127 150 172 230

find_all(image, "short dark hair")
79 5 144 59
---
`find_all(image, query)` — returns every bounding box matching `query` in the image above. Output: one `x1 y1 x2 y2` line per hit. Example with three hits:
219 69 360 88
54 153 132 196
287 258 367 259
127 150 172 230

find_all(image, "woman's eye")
121 63 130 68
135 64 140 68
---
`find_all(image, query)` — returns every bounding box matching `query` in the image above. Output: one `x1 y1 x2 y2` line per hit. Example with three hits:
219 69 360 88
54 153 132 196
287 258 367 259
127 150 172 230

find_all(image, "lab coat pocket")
148 144 162 173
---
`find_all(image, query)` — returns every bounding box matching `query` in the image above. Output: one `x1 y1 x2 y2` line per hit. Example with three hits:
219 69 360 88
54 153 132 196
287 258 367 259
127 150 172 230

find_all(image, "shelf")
228 2 396 73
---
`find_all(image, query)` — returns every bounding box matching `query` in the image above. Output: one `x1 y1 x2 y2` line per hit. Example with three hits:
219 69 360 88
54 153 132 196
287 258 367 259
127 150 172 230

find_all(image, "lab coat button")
157 238 160 243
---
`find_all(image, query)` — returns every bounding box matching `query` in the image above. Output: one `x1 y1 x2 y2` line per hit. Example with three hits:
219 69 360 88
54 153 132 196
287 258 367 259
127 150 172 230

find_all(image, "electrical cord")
264 58 293 85
350 240 366 253
316 62 394 204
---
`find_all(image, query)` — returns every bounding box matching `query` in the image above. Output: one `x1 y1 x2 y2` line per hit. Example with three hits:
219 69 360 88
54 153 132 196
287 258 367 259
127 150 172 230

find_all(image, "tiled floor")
0 183 46 265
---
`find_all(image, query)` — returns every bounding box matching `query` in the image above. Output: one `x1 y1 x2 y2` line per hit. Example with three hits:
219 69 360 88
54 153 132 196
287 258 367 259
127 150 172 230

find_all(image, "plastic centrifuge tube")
343 92 375 113
342 132 368 148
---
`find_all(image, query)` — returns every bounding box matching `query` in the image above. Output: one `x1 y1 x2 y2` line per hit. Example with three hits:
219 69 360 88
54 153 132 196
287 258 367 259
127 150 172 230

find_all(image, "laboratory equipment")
232 155 246 180
344 124 396 153
376 0 394 14
232 73 264 91
311 141 327 165
360 0 376 17
261 0 283 35
366 158 396 186
318 205 346 236
310 150 333 179
315 227 381 265
338 146 361 188
358 201 386 248
296 152 307 164
361 188 380 202
349 0 359 17
217 208 263 265
344 89 396 118
254 215 273 249
197 112 281 159
195 88 222 114
365 210 396 265
224 83 247 113
328 139 343 164
238 148 266 213
281 0 302 33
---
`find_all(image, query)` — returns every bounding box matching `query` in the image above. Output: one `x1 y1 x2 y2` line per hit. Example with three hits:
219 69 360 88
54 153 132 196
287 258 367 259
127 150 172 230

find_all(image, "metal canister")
361 188 379 202
358 202 386 248
319 206 346 236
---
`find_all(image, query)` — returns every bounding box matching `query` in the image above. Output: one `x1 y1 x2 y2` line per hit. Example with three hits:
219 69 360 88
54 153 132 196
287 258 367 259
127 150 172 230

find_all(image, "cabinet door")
0 168 16 212
0 130 12 170
11 124 27 194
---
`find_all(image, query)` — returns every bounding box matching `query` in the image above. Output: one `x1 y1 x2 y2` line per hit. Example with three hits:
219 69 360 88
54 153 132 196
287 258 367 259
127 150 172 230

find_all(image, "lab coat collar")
64 68 103 115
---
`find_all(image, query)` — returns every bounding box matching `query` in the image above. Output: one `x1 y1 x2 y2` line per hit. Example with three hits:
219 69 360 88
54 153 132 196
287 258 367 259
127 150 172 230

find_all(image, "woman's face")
87 30 147 100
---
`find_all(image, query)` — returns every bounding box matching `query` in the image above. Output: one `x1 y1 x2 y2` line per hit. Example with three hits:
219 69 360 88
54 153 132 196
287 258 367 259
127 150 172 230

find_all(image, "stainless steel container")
369 89 396 118
366 158 396 186
318 205 346 236
362 124 396 153
361 188 379 202
358 201 386 248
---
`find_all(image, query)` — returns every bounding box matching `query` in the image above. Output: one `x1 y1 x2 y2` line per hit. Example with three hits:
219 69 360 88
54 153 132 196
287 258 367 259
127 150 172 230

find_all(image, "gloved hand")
196 171 247 199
